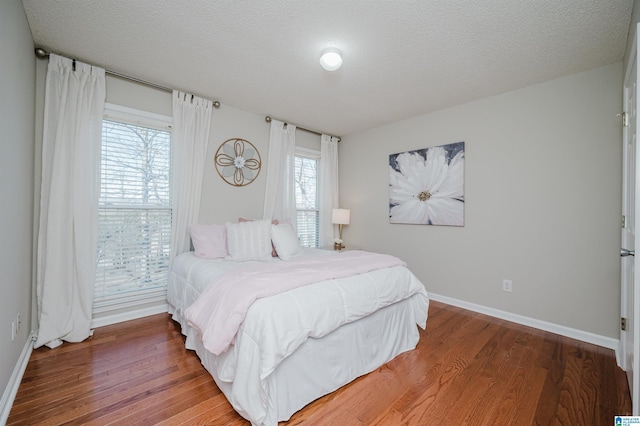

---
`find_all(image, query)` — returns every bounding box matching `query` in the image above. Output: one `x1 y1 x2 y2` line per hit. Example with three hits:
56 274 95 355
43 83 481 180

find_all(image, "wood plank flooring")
8 301 631 425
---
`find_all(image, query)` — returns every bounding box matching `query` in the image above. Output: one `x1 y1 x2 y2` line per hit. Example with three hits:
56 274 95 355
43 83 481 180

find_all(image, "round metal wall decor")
214 138 262 186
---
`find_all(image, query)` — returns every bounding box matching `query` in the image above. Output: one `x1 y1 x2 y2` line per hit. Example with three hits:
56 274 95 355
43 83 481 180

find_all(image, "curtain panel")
170 91 213 265
35 54 106 349
263 119 297 227
319 135 340 248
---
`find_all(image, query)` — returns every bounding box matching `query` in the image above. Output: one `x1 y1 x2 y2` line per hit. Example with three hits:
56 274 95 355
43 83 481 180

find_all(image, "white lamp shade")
332 208 351 225
320 48 343 71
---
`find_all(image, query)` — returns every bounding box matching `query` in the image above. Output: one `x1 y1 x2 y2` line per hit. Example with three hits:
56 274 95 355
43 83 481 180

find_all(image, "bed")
167 220 429 425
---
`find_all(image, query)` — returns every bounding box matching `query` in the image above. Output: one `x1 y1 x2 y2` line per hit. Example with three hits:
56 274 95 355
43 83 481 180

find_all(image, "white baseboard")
429 293 619 352
91 303 169 329
617 339 624 368
0 332 35 425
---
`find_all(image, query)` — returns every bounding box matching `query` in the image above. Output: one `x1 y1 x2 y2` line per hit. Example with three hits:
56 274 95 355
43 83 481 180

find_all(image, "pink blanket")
185 250 406 355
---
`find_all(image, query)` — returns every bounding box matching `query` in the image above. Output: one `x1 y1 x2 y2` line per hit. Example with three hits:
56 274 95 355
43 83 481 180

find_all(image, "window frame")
93 103 173 314
294 146 321 248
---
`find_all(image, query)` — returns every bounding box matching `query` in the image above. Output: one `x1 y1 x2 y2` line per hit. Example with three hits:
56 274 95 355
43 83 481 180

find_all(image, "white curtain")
170 91 213 263
263 119 297 227
319 135 340 248
35 54 106 349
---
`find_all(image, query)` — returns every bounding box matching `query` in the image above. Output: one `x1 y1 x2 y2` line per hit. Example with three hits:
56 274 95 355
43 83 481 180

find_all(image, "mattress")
168 248 429 425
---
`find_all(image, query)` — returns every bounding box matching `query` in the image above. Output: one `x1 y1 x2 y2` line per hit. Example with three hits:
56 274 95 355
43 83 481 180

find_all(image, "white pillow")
188 224 228 259
271 223 301 261
225 219 272 261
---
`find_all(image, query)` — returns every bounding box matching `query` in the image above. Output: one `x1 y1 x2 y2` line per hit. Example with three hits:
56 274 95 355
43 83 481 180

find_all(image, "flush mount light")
319 48 342 71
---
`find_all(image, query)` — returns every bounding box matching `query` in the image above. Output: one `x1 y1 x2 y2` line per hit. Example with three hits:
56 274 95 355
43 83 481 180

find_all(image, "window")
94 105 172 313
294 148 320 248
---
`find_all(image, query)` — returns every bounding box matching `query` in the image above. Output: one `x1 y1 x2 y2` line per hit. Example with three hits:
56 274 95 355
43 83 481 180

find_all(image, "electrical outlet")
16 313 21 334
11 320 16 341
502 279 513 293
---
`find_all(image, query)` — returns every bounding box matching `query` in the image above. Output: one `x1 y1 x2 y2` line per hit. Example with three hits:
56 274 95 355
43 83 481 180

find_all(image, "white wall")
339 63 623 339
0 0 36 404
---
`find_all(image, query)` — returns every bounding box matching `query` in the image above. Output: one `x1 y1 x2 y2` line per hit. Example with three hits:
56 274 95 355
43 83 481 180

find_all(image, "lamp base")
334 242 344 251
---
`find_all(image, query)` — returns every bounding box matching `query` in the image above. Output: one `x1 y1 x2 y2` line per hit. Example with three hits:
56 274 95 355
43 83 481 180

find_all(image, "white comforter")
185 250 412 355
169 249 429 425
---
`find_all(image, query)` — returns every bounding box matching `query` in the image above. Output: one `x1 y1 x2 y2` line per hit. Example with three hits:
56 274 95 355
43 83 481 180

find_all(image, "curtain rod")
34 47 221 108
264 116 341 142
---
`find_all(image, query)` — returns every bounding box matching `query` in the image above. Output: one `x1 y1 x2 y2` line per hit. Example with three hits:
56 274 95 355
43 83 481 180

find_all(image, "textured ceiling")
21 0 633 137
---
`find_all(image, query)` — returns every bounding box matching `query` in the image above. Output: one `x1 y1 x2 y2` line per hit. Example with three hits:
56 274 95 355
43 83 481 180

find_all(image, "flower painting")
389 142 464 226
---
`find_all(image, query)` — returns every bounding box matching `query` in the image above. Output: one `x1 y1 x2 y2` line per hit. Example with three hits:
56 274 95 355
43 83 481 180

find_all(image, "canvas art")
389 141 465 226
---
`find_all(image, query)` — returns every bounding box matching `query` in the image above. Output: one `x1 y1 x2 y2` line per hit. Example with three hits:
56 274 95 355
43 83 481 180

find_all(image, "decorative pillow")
226 219 273 261
239 217 279 256
188 224 228 259
271 223 301 261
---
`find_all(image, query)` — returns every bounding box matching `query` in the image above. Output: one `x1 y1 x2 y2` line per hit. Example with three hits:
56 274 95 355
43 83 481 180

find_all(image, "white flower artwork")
389 142 465 226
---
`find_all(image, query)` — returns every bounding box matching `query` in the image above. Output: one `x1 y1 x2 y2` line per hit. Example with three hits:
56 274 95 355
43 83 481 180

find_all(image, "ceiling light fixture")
319 48 342 71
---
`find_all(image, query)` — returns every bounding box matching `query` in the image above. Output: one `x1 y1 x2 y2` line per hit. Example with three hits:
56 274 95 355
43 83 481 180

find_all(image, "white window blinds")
295 149 320 248
94 108 172 312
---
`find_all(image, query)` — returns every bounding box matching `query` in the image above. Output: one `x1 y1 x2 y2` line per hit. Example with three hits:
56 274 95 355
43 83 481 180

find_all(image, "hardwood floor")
8 301 631 425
